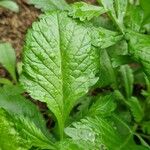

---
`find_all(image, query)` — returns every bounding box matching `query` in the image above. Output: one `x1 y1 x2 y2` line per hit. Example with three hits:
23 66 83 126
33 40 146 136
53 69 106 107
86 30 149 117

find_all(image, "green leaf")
0 42 17 82
88 94 116 117
125 4 144 32
142 121 150 134
68 2 106 21
0 85 55 149
112 114 149 150
21 11 98 139
0 0 19 12
27 0 69 11
0 109 29 150
15 117 56 150
119 65 134 99
126 30 150 81
57 139 94 150
127 97 144 122
97 0 128 32
0 85 45 129
96 49 117 88
140 0 150 24
107 40 128 57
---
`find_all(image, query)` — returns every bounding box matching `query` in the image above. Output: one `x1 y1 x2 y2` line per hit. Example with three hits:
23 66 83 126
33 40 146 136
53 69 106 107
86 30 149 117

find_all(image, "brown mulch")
0 0 40 60
0 0 96 58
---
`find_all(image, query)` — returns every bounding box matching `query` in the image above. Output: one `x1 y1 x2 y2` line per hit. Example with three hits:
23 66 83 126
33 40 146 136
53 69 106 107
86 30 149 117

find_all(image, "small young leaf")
127 97 144 122
96 49 117 88
0 42 17 82
88 94 116 117
140 0 150 24
0 0 19 12
142 121 150 134
91 27 123 49
126 30 150 81
97 0 128 32
112 55 133 68
68 2 106 21
0 78 13 85
119 65 134 99
27 0 69 11
125 4 144 32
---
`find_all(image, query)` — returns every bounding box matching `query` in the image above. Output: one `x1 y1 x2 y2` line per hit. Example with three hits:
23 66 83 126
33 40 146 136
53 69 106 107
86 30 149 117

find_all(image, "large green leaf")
27 0 69 11
0 85 55 149
0 42 17 82
68 2 106 21
21 11 98 139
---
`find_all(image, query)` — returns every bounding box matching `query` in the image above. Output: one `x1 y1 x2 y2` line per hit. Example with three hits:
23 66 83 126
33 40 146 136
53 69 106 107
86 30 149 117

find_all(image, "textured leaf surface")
15 117 56 149
0 42 16 81
27 0 69 11
0 109 28 150
57 139 94 150
21 11 98 138
119 65 134 99
68 2 106 21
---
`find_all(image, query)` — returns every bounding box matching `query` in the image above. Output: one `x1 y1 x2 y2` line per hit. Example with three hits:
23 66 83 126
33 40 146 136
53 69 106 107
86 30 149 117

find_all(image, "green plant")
0 0 150 149
0 42 17 85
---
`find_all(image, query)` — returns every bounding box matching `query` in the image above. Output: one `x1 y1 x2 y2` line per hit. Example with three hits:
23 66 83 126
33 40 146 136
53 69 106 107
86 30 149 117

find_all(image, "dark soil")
0 0 40 59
